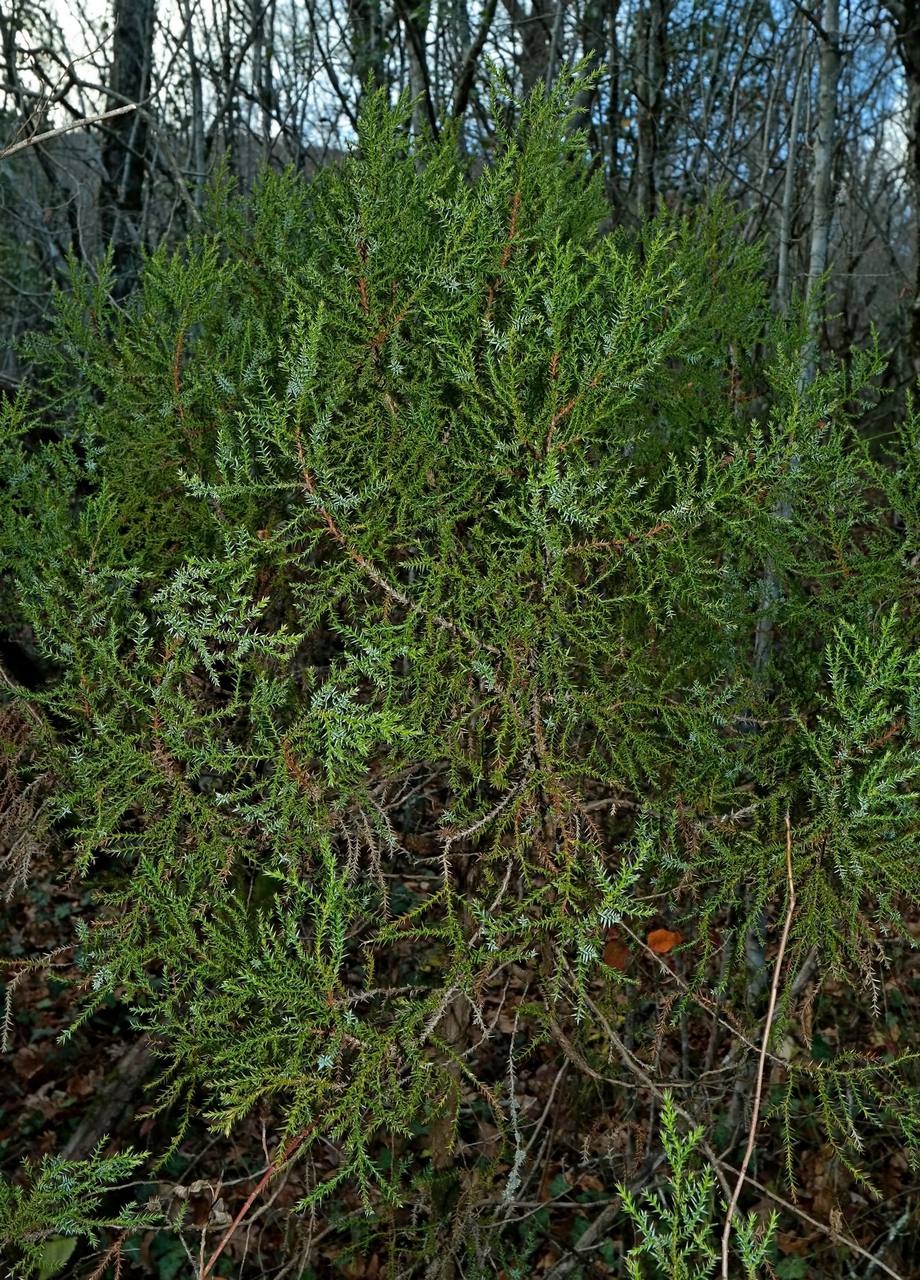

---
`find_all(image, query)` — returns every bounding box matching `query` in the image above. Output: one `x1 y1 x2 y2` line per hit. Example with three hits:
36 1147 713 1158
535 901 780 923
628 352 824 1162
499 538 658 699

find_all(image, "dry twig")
721 810 796 1277
0 102 139 161
200 1128 311 1279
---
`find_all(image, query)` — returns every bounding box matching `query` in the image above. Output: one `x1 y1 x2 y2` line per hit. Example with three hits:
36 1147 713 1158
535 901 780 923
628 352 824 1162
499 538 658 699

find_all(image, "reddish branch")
281 736 321 800
564 521 672 557
172 329 188 430
172 331 184 399
356 240 369 315
501 189 521 268
88 1232 125 1280
292 423 501 658
200 1128 311 1279
547 369 603 441
865 716 904 751
485 188 521 314
369 304 409 355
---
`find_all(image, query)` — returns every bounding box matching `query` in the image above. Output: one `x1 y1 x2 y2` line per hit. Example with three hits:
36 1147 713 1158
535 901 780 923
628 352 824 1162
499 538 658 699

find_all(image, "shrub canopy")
2 76 919 1274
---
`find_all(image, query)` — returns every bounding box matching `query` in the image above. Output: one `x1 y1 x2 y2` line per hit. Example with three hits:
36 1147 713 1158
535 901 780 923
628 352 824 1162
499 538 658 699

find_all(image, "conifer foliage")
1 74 919 1275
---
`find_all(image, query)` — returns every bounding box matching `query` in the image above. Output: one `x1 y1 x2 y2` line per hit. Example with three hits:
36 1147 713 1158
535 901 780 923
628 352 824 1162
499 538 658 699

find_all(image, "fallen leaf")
12 1045 45 1081
647 927 682 955
67 1067 103 1100
24 1083 69 1121
775 1230 812 1257
603 932 630 970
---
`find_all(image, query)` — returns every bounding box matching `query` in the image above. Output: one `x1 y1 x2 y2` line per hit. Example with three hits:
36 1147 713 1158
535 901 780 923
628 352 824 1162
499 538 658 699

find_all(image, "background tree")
100 0 155 292
886 1 920 376
0 2 914 389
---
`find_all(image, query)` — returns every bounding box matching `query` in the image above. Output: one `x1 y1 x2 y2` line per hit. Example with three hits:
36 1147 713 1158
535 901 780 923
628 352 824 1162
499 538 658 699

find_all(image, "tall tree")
348 0 388 91
101 0 156 293
396 0 438 136
776 13 808 310
803 0 842 380
886 1 920 378
501 0 553 95
634 0 670 217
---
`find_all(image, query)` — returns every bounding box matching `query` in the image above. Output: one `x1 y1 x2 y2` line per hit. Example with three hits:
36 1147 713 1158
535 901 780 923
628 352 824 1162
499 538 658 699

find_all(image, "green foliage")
0 1143 156 1279
1 70 919 1270
772 1047 920 1196
619 1094 775 1279
796 612 920 963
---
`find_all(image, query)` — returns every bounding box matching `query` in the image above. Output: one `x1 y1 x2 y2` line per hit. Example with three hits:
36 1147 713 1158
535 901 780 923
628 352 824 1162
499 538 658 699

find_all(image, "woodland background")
1 0 920 392
3 2 920 1279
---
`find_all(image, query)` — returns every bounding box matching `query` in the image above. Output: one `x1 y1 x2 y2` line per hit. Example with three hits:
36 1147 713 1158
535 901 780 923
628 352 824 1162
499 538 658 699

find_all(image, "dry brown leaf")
646 927 683 955
603 931 630 970
12 1045 44 1081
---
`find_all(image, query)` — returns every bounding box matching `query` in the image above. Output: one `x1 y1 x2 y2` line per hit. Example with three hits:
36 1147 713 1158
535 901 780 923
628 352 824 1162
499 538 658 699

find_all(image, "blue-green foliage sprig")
0 1144 157 1280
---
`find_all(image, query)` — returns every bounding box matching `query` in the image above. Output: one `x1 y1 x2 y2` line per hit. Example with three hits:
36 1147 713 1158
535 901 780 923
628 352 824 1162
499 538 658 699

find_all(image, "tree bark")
634 0 669 219
501 0 553 97
451 0 499 121
802 0 841 382
397 0 439 137
776 16 807 311
101 0 156 295
571 0 609 143
178 0 205 204
886 1 920 378
349 0 387 92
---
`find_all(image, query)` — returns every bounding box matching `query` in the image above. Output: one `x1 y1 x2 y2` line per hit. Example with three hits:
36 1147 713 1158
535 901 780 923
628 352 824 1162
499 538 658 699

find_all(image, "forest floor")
3 831 920 1279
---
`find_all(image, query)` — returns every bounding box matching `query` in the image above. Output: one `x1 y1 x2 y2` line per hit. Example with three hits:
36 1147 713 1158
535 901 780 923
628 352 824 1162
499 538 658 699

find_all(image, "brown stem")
200 1128 310 1279
720 811 796 1277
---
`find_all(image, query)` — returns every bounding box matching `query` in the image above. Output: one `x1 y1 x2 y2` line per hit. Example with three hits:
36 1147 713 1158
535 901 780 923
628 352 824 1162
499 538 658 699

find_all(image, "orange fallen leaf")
603 931 630 970
647 927 683 955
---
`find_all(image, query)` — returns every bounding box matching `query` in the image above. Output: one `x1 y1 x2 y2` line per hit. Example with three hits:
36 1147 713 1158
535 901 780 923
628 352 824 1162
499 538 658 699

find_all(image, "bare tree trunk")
802 0 841 382
244 0 278 168
398 0 439 137
604 0 623 208
887 1 920 378
214 0 241 172
178 0 206 205
0 8 82 267
501 1 553 97
760 3 840 681
571 0 609 142
544 1 565 90
101 0 156 295
634 0 668 219
776 16 807 311
451 0 499 122
349 0 387 92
